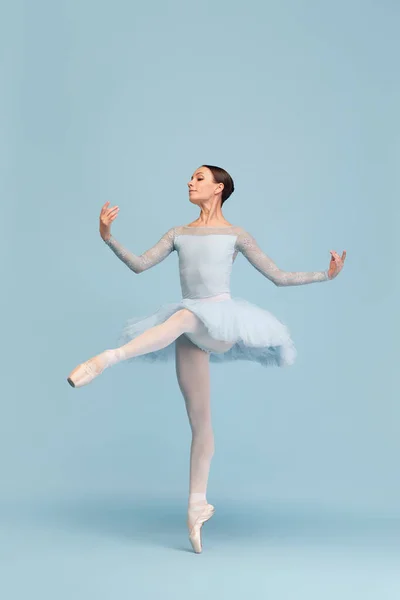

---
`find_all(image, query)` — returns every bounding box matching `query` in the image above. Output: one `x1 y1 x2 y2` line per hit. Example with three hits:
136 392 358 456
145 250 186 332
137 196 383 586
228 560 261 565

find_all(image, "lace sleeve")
236 229 329 286
103 227 176 274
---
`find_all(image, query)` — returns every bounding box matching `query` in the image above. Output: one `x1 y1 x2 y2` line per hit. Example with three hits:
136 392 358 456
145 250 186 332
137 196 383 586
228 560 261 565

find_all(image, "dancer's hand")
100 201 119 241
327 250 346 279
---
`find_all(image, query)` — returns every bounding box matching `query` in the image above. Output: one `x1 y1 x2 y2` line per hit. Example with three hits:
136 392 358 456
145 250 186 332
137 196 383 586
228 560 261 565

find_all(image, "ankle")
188 492 207 508
104 348 125 367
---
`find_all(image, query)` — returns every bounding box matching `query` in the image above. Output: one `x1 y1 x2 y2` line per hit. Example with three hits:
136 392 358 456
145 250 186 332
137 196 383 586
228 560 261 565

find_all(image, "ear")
214 182 224 195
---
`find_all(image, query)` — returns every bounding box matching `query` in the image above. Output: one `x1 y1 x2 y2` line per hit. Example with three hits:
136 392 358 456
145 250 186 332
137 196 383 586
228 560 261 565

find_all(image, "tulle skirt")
117 294 297 368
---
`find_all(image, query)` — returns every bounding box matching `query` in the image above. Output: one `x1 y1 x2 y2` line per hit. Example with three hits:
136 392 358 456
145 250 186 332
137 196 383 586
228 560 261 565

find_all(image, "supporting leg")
175 334 216 552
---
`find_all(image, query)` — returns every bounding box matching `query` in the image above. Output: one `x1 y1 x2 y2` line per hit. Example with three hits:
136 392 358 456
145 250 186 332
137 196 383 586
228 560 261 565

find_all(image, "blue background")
2 0 398 597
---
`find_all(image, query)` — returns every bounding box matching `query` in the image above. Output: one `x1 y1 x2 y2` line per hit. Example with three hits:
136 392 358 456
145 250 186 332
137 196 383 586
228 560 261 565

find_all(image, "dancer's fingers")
330 250 340 261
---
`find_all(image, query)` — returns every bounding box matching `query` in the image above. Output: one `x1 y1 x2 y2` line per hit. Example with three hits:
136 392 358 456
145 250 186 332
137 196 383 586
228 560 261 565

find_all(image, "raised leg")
67 309 201 388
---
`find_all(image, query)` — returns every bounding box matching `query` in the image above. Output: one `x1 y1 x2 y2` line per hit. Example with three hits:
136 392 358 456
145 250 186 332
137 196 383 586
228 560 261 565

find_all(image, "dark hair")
201 165 235 205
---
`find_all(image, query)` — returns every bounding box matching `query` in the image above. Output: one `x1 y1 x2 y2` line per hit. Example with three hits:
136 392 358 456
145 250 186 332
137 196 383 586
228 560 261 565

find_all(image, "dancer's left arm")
236 229 346 286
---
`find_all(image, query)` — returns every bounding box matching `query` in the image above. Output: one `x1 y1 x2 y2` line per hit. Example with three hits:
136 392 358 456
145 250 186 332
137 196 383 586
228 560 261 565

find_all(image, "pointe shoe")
188 503 215 554
67 352 110 388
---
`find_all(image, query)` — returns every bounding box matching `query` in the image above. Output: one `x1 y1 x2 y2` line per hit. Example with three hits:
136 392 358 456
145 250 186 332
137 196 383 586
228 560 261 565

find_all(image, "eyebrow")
193 172 204 177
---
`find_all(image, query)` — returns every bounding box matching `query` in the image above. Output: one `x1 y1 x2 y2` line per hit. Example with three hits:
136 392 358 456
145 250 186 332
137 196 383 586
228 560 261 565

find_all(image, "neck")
195 199 228 227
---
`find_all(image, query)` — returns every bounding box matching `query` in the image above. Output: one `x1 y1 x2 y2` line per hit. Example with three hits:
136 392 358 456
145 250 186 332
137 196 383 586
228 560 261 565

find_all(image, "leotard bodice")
104 225 329 300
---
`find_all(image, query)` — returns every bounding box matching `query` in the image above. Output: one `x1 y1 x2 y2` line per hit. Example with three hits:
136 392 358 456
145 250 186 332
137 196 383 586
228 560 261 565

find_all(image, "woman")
67 165 346 553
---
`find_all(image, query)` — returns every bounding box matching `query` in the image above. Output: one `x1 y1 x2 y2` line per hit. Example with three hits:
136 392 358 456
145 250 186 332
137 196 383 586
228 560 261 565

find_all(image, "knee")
173 309 198 332
191 421 214 442
192 432 215 456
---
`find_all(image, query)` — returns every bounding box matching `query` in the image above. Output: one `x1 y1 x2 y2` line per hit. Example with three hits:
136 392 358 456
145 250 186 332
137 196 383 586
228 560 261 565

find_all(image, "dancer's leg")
118 309 201 359
68 309 202 387
175 334 215 529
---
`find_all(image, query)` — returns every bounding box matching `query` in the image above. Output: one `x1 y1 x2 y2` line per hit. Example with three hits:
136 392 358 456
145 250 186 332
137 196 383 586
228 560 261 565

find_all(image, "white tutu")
118 296 297 368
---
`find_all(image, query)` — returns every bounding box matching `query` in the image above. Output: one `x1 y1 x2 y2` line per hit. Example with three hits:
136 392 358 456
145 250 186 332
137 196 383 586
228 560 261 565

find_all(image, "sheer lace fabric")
104 227 176 274
104 225 329 287
104 224 328 367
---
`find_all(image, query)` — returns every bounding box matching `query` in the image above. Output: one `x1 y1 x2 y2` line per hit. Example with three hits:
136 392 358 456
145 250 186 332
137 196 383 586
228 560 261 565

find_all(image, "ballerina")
67 165 346 553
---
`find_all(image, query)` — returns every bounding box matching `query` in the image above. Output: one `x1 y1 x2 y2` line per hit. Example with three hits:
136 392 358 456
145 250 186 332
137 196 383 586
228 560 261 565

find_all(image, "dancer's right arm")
99 202 176 273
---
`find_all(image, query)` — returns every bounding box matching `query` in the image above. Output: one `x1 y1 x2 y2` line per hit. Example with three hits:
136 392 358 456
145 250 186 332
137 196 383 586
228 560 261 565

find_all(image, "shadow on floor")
2 494 400 552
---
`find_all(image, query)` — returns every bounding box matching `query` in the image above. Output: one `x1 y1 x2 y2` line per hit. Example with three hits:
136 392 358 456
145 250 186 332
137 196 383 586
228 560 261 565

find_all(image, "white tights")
175 334 214 505
85 308 233 521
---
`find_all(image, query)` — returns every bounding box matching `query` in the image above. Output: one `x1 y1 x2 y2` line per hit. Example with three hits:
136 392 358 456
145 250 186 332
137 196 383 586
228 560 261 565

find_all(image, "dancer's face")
187 167 223 205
